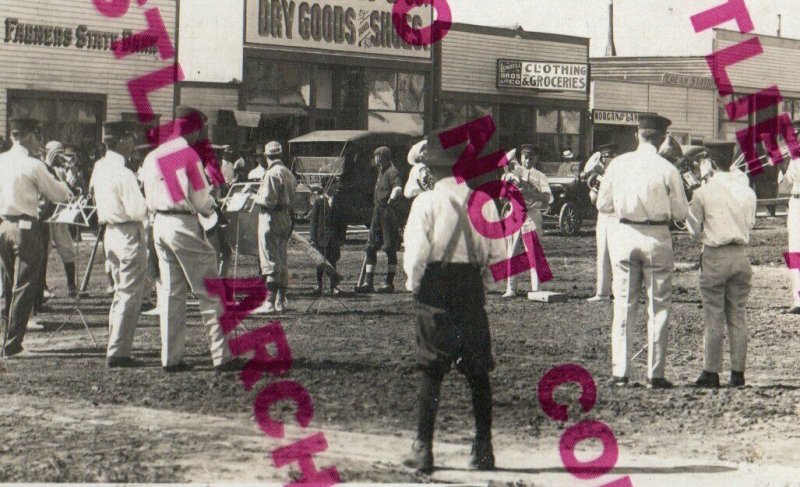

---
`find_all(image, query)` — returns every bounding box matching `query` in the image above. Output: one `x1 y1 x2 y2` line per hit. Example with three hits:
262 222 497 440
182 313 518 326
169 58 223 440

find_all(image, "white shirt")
596 143 689 222
507 163 553 210
730 165 750 188
255 160 297 210
687 171 756 247
403 177 507 294
89 150 147 224
248 165 267 181
778 157 800 194
0 144 71 218
140 137 214 215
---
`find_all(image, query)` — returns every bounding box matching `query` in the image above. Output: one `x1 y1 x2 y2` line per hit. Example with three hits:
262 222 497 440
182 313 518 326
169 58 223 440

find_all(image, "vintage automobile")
288 131 417 226
538 160 595 236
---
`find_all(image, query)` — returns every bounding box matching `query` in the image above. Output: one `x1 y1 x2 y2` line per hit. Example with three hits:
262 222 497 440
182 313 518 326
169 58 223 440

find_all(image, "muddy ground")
2 216 800 485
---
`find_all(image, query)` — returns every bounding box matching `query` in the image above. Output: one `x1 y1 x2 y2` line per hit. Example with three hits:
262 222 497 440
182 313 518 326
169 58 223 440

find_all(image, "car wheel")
558 202 582 236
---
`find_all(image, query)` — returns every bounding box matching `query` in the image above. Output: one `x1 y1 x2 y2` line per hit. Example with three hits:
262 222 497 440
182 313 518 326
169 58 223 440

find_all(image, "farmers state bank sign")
245 0 432 59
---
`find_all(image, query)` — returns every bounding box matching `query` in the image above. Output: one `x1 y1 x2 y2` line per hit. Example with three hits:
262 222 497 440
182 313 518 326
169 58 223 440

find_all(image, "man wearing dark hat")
356 146 403 293
520 144 540 171
140 106 240 373
402 129 506 473
583 144 619 302
687 141 756 388
778 120 800 313
0 117 71 357
254 140 297 313
89 121 148 367
248 144 268 181
596 114 689 389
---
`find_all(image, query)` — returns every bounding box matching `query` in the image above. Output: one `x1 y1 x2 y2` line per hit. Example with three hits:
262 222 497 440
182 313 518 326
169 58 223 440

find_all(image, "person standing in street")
356 146 403 294
140 106 241 373
0 118 71 357
254 141 297 313
686 141 756 388
584 144 619 302
402 132 506 473
309 179 344 295
248 145 268 181
596 114 689 389
778 120 800 314
501 144 552 298
89 122 148 368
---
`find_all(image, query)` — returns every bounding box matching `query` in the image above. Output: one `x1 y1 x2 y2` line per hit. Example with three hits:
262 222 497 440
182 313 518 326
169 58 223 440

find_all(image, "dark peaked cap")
103 121 138 139
9 117 40 134
638 114 672 132
175 105 208 123
597 143 618 154
683 146 706 160
703 141 737 166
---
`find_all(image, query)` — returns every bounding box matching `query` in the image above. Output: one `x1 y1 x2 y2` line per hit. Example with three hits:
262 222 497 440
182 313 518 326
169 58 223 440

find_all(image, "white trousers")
506 212 542 292
608 222 673 379
788 198 800 307
153 214 230 367
594 213 613 298
700 245 751 373
105 222 147 358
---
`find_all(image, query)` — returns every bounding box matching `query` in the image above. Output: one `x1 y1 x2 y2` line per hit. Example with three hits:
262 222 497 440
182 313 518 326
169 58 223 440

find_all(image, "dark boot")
469 439 495 470
355 272 375 293
694 371 720 388
402 440 433 474
729 371 745 387
314 268 324 295
64 262 78 296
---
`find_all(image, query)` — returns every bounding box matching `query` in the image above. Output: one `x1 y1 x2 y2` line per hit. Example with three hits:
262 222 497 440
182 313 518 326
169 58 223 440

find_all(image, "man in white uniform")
596 114 689 389
687 141 756 388
90 122 148 368
584 144 619 302
140 106 241 373
501 145 552 298
778 120 800 314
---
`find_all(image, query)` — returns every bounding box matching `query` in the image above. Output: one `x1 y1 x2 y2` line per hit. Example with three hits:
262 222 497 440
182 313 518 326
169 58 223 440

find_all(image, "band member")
89 122 148 368
687 142 756 388
0 118 71 357
309 180 344 295
220 146 237 185
248 145 267 181
778 120 800 314
140 106 240 373
596 114 689 389
402 132 506 474
404 139 434 199
585 144 618 302
562 149 575 163
658 135 683 164
254 141 297 313
501 146 552 298
356 147 403 294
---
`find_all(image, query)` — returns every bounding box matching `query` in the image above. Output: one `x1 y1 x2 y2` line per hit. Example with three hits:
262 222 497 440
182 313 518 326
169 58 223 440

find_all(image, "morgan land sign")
592 110 641 126
497 59 588 92
245 0 432 59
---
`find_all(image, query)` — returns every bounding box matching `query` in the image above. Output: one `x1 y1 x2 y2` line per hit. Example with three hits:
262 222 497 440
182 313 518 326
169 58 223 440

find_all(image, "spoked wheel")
558 202 582 236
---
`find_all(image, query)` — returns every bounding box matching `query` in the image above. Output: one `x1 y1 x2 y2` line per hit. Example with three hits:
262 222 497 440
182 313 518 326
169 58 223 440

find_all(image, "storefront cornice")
243 44 433 71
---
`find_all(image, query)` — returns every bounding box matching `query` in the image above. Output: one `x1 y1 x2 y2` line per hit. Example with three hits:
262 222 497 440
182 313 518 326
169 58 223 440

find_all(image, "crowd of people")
1 106 798 472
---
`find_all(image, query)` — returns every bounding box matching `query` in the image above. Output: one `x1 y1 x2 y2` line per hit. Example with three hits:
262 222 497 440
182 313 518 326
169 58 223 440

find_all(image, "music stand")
43 194 98 348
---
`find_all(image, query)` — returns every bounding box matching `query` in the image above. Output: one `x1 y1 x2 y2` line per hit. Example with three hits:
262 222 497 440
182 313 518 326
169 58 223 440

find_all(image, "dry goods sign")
497 59 587 92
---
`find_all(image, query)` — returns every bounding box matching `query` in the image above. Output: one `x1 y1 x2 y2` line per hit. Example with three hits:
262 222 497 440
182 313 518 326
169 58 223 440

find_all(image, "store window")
497 105 532 151
243 60 311 108
537 109 581 161
367 70 425 135
441 101 492 128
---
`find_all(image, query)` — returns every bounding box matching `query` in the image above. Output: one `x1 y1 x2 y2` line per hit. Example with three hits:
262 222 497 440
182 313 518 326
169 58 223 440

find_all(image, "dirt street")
3 216 800 485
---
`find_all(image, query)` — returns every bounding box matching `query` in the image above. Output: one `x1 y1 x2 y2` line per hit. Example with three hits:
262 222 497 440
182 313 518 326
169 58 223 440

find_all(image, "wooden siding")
441 30 588 103
716 29 800 97
0 0 177 135
591 56 710 82
178 85 240 140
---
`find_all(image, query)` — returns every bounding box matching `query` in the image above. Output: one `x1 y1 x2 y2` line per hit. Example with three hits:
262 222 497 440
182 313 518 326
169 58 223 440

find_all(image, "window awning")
217 110 262 128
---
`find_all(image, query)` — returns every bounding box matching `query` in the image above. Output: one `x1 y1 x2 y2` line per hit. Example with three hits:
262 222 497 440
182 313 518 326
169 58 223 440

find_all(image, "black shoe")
355 284 375 294
215 357 248 374
784 307 800 315
162 361 193 373
610 376 629 387
647 378 674 389
1 347 29 359
693 371 720 388
402 440 433 474
729 371 746 387
106 356 142 368
469 439 495 470
330 273 342 290
376 283 395 294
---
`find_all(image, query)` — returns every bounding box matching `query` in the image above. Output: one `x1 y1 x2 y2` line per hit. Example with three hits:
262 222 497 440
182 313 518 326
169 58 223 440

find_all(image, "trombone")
732 146 794 176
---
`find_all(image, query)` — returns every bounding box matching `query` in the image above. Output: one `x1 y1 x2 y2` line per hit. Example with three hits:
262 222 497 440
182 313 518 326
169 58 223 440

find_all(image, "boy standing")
309 180 344 294
686 141 757 388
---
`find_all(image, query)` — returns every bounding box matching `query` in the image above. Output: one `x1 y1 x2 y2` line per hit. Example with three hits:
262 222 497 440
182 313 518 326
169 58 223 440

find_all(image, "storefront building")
1 0 176 156
436 24 590 161
590 56 717 153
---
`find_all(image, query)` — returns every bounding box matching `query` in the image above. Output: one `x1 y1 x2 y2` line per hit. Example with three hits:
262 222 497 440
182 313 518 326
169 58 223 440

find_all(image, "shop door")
7 90 105 158
593 124 637 154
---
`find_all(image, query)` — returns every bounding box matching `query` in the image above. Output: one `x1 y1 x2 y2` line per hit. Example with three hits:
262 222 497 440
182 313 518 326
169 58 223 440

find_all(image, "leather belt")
156 210 193 215
619 218 669 226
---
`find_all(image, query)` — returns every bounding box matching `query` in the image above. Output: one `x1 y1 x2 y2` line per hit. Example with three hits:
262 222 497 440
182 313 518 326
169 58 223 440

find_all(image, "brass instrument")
417 165 435 192
732 146 794 176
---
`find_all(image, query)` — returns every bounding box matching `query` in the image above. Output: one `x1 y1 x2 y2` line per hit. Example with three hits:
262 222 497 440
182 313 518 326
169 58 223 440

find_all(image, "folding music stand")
43 193 98 348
